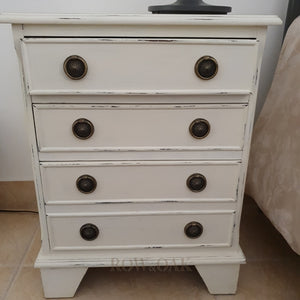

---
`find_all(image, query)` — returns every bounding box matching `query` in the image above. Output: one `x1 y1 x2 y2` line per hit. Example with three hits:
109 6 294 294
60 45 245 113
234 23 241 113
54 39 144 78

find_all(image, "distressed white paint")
0 0 287 181
40 160 241 204
39 149 244 162
33 104 248 154
0 13 283 26
34 248 246 273
195 264 240 294
40 267 88 298
31 92 251 99
19 25 270 40
0 14 280 298
22 38 258 92
47 210 235 250
44 201 237 213
10 24 51 250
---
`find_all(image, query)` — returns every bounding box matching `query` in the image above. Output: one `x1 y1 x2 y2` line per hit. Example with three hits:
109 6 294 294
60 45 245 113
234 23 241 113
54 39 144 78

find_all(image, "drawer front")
47 211 235 250
22 38 258 92
34 104 248 152
41 161 241 204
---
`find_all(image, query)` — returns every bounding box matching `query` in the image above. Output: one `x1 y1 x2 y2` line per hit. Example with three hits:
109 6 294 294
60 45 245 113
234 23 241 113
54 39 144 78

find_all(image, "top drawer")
21 38 258 93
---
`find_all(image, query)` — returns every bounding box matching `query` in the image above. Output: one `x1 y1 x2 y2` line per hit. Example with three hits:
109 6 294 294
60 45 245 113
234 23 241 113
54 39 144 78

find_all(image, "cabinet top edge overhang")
0 13 282 26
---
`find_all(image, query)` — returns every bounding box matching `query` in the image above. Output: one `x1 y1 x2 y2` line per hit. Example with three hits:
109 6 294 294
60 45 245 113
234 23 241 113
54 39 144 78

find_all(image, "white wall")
0 0 288 181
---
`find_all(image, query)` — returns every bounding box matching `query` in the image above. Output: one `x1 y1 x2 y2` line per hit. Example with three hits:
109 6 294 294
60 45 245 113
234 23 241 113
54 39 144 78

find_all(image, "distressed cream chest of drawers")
0 14 281 298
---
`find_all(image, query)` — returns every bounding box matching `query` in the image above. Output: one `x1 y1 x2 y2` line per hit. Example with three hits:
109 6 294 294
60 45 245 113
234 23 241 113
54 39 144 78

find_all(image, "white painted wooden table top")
0 13 281 25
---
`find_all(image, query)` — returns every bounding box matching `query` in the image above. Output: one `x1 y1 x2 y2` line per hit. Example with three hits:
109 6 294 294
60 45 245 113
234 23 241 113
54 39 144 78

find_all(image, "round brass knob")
76 175 97 194
184 222 203 239
187 173 207 192
64 55 88 80
189 118 210 139
195 56 218 80
72 118 94 140
80 224 99 241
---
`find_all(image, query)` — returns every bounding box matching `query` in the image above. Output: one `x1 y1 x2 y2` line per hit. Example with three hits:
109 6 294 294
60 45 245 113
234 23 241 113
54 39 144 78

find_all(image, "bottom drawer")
47 211 235 250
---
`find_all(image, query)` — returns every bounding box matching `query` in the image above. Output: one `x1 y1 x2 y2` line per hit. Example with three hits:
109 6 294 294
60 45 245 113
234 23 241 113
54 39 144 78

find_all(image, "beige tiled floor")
0 197 299 300
0 182 37 212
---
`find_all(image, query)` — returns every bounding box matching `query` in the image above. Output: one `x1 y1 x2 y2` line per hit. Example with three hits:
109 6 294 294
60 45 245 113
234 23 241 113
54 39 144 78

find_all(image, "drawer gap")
24 35 258 40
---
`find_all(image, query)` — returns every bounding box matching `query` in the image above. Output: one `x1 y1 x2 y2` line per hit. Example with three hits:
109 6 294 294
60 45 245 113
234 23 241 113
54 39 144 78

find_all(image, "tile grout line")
2 222 40 300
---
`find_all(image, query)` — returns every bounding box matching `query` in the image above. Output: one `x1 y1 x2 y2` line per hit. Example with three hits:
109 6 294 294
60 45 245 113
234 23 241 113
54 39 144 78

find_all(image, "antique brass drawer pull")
184 222 203 239
187 173 207 192
64 55 88 80
76 175 97 194
80 223 99 241
189 118 210 139
195 56 218 80
72 118 94 140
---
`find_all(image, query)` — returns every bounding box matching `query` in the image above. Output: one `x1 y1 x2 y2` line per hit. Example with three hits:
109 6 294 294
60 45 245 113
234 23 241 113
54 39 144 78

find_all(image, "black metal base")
149 0 231 15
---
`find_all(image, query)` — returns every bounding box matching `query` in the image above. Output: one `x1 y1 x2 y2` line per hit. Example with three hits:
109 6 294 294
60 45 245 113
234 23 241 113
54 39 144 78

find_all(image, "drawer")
47 210 235 250
22 38 258 92
34 104 248 152
40 161 241 204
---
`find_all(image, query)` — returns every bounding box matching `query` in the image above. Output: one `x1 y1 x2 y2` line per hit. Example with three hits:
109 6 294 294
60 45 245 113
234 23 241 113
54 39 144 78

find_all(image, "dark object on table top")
149 0 232 14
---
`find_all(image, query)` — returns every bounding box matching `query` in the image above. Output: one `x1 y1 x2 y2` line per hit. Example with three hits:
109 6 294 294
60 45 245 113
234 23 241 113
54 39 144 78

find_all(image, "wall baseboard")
0 181 37 211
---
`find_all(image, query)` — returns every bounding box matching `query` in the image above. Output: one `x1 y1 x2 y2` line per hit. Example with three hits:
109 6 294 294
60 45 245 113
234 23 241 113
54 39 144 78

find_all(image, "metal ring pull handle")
80 224 99 241
184 222 203 239
64 55 88 80
186 173 207 192
76 175 97 194
195 56 218 80
189 118 210 139
72 118 94 140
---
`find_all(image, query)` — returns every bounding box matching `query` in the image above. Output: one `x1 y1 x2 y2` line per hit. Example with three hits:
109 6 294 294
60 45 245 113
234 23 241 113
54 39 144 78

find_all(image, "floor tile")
23 228 41 267
260 261 300 300
0 181 37 211
0 267 15 299
0 213 39 266
215 261 300 300
5 267 44 300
